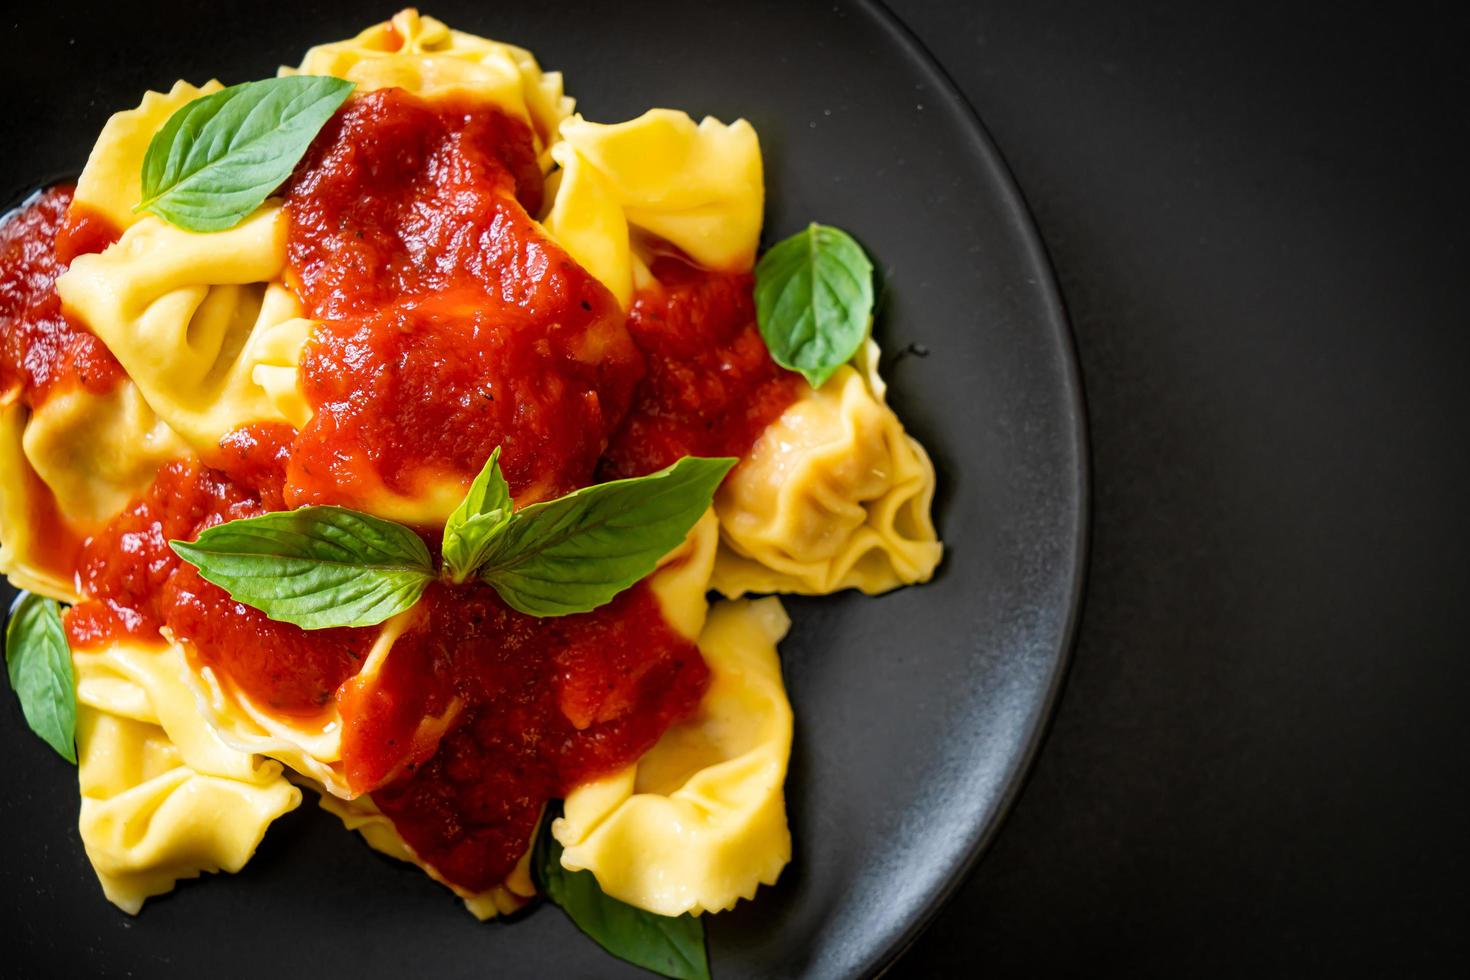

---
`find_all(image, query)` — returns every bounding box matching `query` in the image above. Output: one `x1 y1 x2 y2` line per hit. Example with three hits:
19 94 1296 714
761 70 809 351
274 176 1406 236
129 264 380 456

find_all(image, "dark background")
2 1 1466 976
887 0 1470 976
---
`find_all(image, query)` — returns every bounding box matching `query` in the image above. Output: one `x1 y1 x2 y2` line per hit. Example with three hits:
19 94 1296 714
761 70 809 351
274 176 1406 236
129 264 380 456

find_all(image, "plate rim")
854 2 1090 975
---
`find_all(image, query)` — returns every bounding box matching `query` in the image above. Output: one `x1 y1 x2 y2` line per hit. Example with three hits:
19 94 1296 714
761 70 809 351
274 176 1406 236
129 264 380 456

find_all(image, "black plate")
0 1 1086 976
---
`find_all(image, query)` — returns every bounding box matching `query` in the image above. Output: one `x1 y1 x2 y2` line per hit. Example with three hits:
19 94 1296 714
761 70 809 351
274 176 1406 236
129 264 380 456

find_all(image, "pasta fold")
712 341 943 597
286 8 573 166
56 207 313 451
554 597 793 916
73 640 300 913
21 382 185 528
542 111 764 305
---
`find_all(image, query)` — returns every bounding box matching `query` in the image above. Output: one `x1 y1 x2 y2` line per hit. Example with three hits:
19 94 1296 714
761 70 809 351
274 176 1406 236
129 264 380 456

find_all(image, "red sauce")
207 421 296 512
362 581 708 892
65 460 264 649
56 204 124 266
6 88 801 897
0 185 124 405
283 89 642 509
600 253 803 480
165 562 372 715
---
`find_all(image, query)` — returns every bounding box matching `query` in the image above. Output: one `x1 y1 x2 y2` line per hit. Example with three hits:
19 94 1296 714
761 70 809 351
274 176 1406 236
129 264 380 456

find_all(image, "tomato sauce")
4 86 799 896
600 253 803 480
282 89 642 509
349 581 708 891
65 459 265 649
0 185 124 406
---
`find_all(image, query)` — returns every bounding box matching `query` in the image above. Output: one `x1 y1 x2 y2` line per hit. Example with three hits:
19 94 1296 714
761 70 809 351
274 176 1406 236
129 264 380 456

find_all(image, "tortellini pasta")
73 641 300 913
555 597 793 916
712 340 943 597
0 7 949 929
285 8 573 166
542 110 764 306
56 207 313 451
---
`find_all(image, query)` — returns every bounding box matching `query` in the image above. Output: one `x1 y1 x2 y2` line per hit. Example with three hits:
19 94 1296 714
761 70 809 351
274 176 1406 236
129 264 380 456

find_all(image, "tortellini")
285 7 573 166
555 597 793 916
712 340 943 597
73 641 300 913
0 8 952 928
73 79 224 234
542 111 764 306
56 207 313 452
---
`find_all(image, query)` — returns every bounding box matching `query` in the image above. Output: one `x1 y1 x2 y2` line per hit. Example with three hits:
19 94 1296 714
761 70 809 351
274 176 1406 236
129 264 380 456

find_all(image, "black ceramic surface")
0 2 1085 976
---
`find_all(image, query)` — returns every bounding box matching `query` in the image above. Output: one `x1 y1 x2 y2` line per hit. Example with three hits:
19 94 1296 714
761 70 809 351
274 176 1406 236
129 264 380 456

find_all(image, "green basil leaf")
754 222 874 388
137 75 355 232
169 506 433 630
4 592 77 764
534 812 710 980
477 456 734 617
442 447 513 583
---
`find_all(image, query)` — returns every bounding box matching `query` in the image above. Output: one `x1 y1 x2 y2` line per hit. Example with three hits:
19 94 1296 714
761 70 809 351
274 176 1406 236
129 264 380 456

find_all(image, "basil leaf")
442 447 513 583
137 75 355 232
4 592 77 764
477 456 734 617
169 506 433 630
754 222 874 388
534 813 710 980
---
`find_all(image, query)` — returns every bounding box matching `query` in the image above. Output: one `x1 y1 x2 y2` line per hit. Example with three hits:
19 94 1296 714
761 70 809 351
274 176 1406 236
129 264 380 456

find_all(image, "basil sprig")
169 452 732 629
754 223 875 388
4 592 77 764
533 811 711 980
473 455 734 617
137 75 355 232
441 446 513 583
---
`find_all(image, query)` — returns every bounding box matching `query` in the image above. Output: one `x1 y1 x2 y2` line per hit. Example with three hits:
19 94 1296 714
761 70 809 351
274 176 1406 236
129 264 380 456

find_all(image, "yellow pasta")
542 142 635 307
21 383 185 528
56 207 313 452
542 110 764 305
713 340 943 597
73 640 300 914
555 597 793 916
286 8 573 167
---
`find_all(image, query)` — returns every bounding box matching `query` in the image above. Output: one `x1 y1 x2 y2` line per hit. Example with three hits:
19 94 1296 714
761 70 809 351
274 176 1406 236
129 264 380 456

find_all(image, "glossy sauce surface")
601 253 803 480
284 89 643 509
0 186 123 405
